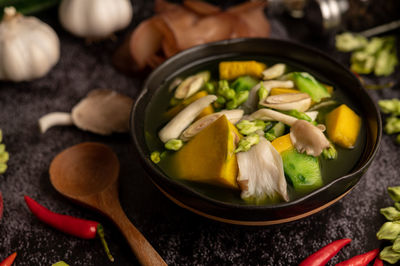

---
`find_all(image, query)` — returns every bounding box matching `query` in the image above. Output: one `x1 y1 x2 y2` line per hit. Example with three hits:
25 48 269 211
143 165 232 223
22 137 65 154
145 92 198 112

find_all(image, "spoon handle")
111 205 167 266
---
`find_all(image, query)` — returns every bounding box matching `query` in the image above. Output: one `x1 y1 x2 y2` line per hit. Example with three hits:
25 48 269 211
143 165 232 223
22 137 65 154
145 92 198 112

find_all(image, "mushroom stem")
159 95 217 142
246 108 298 126
38 112 73 133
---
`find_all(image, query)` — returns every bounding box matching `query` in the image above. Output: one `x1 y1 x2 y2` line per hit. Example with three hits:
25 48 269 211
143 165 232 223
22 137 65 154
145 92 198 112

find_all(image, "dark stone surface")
0 1 399 265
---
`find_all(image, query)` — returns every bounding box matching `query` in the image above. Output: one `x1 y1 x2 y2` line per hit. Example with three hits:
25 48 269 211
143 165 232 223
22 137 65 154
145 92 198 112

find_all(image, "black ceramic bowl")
131 38 381 225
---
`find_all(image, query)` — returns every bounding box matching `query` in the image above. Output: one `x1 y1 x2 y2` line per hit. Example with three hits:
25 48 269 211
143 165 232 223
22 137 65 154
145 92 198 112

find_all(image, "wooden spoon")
49 142 166 265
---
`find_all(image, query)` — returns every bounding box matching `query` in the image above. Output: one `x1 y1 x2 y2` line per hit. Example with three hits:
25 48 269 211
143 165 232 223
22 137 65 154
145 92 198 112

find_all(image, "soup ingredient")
336 248 379 266
232 76 258 92
244 80 294 113
236 120 266 135
59 0 133 39
171 115 239 189
226 90 249 110
165 139 183 151
325 104 361 149
0 7 60 82
246 107 297 125
281 148 322 193
389 187 400 201
271 133 292 153
299 238 351 266
180 110 243 141
283 110 312 122
322 142 338 160
380 246 400 264
174 71 210 99
335 32 398 76
24 196 114 261
270 87 299 96
159 95 217 142
0 252 17 266
262 63 286 80
150 151 161 164
0 129 9 174
123 0 270 71
235 133 259 153
165 91 214 119
259 93 312 112
236 137 289 204
39 89 134 135
219 61 266 80
290 120 330 157
52 262 69 266
290 72 330 103
265 122 285 142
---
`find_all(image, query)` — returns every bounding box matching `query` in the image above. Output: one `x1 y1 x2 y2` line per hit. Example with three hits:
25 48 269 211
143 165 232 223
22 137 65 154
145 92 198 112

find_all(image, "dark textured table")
1 1 399 265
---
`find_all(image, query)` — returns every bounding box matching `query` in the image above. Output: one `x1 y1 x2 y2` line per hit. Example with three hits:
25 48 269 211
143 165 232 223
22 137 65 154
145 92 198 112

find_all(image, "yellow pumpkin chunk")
219 61 266 80
271 134 293 154
325 104 361 148
269 88 299 96
171 115 240 189
164 91 214 119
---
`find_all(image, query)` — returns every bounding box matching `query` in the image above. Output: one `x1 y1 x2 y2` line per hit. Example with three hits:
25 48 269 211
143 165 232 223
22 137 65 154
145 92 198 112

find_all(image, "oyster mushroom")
242 80 294 113
159 95 217 142
174 71 210 99
38 89 134 135
262 63 286 80
290 120 330 157
259 93 312 112
180 109 244 141
246 108 330 156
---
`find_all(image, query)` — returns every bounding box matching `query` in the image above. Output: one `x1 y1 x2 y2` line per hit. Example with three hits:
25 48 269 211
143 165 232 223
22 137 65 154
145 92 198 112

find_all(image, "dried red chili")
299 238 352 266
336 248 379 266
24 195 113 261
373 256 384 266
0 252 17 266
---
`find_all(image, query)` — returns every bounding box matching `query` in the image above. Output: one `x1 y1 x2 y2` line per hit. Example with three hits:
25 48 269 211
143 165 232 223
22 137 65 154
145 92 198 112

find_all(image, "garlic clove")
259 93 312 112
71 89 134 135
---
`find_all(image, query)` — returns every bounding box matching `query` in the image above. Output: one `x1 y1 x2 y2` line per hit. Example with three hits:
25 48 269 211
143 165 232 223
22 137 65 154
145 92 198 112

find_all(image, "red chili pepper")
0 252 17 266
24 195 113 261
336 248 379 266
299 238 352 266
373 257 383 266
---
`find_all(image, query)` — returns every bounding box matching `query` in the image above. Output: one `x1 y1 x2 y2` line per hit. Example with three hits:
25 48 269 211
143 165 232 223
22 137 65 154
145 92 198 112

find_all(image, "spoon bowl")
49 142 166 265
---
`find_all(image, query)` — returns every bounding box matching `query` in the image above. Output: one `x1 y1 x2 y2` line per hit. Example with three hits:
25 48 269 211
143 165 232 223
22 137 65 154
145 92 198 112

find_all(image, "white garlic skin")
59 0 133 38
0 8 60 82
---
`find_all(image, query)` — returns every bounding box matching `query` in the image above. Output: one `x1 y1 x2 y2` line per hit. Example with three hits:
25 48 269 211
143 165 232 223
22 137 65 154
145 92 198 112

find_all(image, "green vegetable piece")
385 117 400 135
281 149 323 193
150 151 161 164
381 207 400 221
265 122 285 141
204 82 215 94
394 237 400 252
335 32 368 52
236 90 249 106
379 99 400 116
364 37 385 55
0 144 5 153
375 46 398 76
235 133 259 153
236 120 266 135
389 187 400 202
395 202 400 211
52 262 70 266
217 80 236 100
377 221 400 240
160 151 168 159
292 72 330 103
216 96 226 105
258 83 269 102
226 99 238 110
165 139 184 151
322 142 338 160
0 152 9 163
350 51 375 74
0 163 7 174
231 75 258 92
380 246 400 264
283 109 312 122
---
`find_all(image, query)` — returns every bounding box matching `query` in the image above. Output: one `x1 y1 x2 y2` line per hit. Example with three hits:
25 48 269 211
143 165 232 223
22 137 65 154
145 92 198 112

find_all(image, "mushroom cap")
290 120 330 157
260 93 312 112
71 89 134 135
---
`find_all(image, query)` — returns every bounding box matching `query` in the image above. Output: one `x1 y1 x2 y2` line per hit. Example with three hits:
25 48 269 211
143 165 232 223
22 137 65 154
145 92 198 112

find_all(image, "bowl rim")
131 37 382 212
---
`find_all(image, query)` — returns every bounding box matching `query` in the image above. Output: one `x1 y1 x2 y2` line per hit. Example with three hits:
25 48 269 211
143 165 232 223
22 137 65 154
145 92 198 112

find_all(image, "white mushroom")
180 109 244 141
259 93 312 112
38 89 134 135
237 137 289 203
159 95 217 143
290 120 330 157
305 111 319 122
242 80 294 113
262 63 286 80
174 71 210 99
245 108 298 125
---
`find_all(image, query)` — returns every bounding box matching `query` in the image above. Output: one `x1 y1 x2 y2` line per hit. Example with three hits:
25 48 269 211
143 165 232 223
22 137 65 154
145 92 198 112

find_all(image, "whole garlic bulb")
0 7 60 82
59 0 133 39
